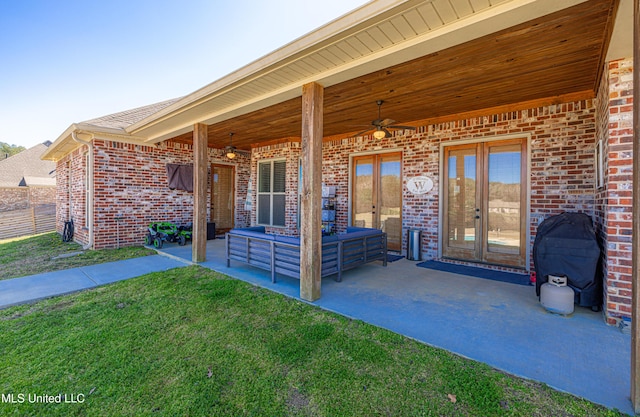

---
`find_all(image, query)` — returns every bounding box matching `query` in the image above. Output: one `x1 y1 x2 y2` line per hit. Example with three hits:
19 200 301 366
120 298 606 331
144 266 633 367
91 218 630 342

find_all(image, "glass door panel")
352 153 403 251
211 164 235 232
353 158 374 229
379 154 402 251
442 139 526 268
443 145 480 261
483 141 526 266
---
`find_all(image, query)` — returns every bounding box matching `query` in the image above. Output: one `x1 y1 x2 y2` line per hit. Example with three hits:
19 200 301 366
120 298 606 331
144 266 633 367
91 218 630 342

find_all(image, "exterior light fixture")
373 128 386 139
225 133 237 159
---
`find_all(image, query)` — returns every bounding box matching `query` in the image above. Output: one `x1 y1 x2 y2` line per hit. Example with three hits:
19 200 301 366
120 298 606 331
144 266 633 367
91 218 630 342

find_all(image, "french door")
442 139 527 267
210 164 235 234
352 152 402 251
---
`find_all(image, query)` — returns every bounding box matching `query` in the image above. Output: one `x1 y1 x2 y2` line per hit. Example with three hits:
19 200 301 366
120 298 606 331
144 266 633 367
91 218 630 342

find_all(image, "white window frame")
595 139 604 189
85 152 90 227
257 159 286 227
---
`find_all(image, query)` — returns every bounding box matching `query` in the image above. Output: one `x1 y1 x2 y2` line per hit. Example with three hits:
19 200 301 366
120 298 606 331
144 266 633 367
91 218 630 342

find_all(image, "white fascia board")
74 123 147 145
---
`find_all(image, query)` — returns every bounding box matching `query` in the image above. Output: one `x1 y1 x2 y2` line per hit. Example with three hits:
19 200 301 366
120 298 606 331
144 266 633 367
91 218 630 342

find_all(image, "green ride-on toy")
144 222 192 248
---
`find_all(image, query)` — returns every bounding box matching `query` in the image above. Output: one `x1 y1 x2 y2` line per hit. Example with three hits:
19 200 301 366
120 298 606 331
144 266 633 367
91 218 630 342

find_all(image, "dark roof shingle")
81 98 181 130
0 143 56 187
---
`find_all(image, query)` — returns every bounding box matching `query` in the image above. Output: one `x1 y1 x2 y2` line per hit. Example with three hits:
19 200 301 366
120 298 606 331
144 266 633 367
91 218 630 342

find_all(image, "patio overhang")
122 0 620 151
41 0 627 159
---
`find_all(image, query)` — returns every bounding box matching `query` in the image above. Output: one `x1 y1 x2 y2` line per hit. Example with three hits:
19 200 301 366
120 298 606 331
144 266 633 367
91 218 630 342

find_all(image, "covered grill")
533 212 602 310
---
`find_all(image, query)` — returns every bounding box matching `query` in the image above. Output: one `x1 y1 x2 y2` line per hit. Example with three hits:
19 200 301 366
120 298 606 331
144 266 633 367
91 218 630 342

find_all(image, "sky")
0 0 368 149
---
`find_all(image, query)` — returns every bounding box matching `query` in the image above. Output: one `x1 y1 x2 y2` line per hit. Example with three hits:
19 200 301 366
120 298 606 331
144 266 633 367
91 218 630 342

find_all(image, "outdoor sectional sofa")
225 226 387 282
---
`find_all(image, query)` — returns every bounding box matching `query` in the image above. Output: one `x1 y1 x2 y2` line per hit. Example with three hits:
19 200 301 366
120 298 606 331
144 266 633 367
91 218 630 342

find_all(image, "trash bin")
406 229 422 261
207 222 216 240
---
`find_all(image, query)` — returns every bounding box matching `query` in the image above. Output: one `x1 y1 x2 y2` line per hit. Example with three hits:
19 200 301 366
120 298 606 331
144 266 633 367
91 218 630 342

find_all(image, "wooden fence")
0 204 56 240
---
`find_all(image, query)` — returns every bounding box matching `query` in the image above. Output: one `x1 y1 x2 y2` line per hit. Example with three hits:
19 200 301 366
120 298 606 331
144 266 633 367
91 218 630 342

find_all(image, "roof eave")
125 0 407 137
42 123 148 161
125 0 590 143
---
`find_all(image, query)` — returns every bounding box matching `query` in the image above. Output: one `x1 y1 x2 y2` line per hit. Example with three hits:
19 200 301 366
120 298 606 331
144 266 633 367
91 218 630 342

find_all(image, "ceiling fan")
224 133 250 159
355 100 417 139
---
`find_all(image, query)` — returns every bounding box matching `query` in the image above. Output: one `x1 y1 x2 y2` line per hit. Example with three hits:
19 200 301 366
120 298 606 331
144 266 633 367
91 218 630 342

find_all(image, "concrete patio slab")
158 239 633 415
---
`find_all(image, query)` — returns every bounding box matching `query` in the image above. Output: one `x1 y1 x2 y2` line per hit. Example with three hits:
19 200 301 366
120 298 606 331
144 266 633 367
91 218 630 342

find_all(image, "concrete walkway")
0 255 187 309
0 241 634 415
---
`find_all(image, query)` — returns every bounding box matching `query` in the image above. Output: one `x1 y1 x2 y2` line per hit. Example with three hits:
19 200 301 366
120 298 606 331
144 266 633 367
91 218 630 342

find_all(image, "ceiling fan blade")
383 128 392 138
387 125 417 130
379 118 396 127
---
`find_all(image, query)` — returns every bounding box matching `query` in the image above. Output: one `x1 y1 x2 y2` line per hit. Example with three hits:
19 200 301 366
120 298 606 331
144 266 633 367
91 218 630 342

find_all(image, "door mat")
386 254 404 263
416 260 531 286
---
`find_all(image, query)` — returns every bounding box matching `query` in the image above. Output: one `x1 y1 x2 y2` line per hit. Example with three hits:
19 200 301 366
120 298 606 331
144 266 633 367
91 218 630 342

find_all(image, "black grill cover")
533 212 602 308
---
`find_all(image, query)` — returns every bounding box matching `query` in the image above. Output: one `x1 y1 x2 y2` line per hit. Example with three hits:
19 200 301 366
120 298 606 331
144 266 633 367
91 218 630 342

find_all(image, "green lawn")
0 232 155 280
0 266 625 417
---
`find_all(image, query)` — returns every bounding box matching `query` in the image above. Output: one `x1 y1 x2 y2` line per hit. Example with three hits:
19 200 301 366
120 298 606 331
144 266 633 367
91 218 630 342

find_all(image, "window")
257 160 286 226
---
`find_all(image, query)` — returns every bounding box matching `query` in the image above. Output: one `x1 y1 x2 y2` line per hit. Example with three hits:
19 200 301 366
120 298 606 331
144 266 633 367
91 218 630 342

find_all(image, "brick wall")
29 187 56 207
596 58 634 325
0 188 30 211
56 146 90 246
0 186 55 212
55 139 251 249
321 100 596 267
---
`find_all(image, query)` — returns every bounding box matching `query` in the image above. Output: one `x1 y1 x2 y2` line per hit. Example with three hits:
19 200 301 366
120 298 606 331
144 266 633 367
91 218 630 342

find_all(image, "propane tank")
540 275 574 315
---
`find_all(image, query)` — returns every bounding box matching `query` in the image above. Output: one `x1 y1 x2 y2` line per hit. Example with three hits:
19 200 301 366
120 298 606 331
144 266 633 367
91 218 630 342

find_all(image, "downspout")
71 131 94 250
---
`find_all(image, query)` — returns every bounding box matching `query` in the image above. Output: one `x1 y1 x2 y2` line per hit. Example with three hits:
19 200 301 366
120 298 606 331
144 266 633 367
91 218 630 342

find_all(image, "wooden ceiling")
169 0 617 150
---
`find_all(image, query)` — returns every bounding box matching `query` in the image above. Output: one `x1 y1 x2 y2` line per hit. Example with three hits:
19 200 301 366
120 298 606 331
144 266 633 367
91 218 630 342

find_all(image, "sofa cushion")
237 226 266 233
322 234 339 243
346 226 369 233
229 227 274 240
340 227 383 241
274 235 300 245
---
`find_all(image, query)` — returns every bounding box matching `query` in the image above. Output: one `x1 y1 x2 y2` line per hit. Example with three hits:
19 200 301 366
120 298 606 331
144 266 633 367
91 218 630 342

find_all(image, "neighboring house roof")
0 142 56 187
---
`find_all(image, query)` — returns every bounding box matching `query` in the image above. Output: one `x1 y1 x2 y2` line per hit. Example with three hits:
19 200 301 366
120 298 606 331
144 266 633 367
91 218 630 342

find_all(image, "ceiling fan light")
226 132 237 159
373 129 386 139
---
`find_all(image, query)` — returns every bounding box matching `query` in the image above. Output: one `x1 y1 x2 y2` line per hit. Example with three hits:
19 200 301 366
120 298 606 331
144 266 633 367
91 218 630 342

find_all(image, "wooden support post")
300 82 324 301
192 123 208 263
631 0 640 412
